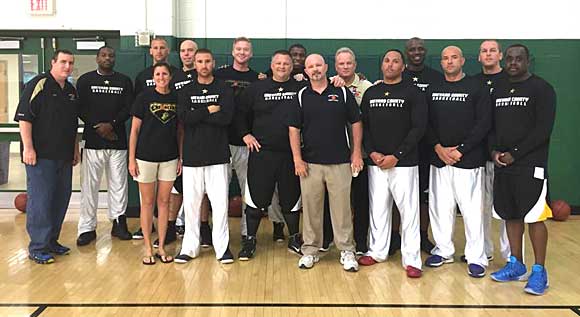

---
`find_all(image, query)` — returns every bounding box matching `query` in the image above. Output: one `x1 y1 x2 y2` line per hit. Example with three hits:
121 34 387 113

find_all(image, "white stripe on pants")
483 161 510 260
78 149 128 235
368 166 422 269
182 164 230 259
429 165 488 266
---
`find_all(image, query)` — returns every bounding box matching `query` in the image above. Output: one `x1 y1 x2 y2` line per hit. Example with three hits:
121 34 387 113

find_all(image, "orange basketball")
14 193 27 213
228 196 243 217
551 200 571 221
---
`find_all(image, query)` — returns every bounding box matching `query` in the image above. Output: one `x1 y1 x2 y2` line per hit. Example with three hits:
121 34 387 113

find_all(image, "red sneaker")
358 255 377 266
406 265 422 278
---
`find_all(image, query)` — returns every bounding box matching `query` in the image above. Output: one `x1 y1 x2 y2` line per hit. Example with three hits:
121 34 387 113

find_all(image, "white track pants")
483 161 511 260
429 165 488 267
78 149 128 235
181 164 230 259
367 166 422 269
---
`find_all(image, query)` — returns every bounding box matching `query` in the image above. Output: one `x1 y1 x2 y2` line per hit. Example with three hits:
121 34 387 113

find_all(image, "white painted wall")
0 0 578 39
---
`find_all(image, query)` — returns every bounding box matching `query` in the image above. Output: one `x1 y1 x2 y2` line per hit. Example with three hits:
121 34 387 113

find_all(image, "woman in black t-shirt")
129 62 181 265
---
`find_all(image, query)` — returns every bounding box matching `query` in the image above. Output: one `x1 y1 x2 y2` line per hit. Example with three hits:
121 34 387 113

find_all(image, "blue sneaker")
29 252 55 264
49 243 71 255
425 255 454 267
524 264 549 295
468 263 486 278
490 256 527 282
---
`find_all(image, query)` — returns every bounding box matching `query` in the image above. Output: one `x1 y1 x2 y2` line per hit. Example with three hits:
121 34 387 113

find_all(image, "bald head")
180 40 198 69
440 46 465 80
304 54 327 83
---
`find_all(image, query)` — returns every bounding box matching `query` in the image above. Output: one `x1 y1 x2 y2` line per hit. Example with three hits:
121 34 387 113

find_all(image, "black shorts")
493 166 552 223
172 175 183 194
246 150 300 211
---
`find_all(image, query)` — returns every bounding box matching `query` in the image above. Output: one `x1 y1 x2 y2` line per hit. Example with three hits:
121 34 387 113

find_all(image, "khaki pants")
300 163 355 255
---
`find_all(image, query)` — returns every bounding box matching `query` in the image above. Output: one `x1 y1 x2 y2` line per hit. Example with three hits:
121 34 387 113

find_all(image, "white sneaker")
340 251 359 272
298 254 319 269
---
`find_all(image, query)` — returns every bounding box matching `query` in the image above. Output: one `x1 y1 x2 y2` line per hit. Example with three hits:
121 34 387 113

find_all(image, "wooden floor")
0 210 579 317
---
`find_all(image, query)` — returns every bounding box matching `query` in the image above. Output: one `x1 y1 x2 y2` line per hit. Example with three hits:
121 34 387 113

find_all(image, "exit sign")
28 0 55 16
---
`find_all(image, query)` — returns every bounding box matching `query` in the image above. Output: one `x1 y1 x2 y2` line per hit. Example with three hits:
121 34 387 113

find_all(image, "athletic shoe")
238 236 257 261
468 263 486 278
388 231 401 256
273 222 285 242
111 215 132 240
406 266 423 278
425 255 454 267
461 254 494 263
355 247 368 256
490 256 528 282
524 264 549 295
176 225 185 236
358 255 378 266
420 234 436 254
49 242 71 255
288 233 303 256
76 231 97 246
340 251 359 272
174 254 194 264
298 254 319 269
132 227 144 240
200 223 212 248
319 241 334 252
29 252 55 264
218 247 235 264
153 233 177 248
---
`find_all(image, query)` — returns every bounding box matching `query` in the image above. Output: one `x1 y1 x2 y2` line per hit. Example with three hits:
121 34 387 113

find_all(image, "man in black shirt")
236 50 304 261
76 46 133 246
489 44 556 296
357 49 426 278
175 48 235 264
14 50 80 264
288 54 362 272
424 46 490 278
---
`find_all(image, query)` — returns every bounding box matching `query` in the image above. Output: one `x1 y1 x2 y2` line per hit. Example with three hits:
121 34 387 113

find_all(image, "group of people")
15 36 556 296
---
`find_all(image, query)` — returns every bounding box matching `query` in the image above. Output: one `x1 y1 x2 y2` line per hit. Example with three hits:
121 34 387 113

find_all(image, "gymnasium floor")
0 211 578 317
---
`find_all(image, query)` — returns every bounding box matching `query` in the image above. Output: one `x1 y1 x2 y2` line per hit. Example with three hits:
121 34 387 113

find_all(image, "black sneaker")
111 215 132 240
49 242 71 255
388 232 401 256
319 241 334 252
238 236 257 261
273 222 285 242
201 223 212 248
176 225 185 236
153 233 177 248
132 228 144 240
219 247 235 264
174 254 194 264
76 231 97 246
288 233 303 256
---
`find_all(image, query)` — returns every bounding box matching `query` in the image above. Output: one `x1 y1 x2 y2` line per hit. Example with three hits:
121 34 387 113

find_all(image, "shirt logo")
369 98 405 108
90 85 124 95
149 102 176 124
495 96 530 107
146 79 156 87
327 94 339 102
431 92 469 102
190 94 219 104
68 93 77 101
264 91 296 101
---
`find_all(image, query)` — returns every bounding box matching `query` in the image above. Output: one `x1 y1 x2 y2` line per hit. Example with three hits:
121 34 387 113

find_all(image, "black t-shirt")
426 75 491 169
403 65 444 92
491 75 556 168
173 68 197 91
77 70 133 150
131 89 178 162
14 73 79 161
177 78 234 167
361 81 427 167
288 83 361 164
238 78 305 153
134 64 180 96
214 65 259 146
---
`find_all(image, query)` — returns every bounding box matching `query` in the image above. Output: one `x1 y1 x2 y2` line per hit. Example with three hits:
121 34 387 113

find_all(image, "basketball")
228 195 243 217
551 200 571 221
14 193 27 213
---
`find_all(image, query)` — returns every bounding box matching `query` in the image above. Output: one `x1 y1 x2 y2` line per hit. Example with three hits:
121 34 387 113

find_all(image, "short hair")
194 48 214 59
335 47 356 61
96 45 115 56
152 61 173 76
506 43 530 59
233 37 251 48
151 37 168 46
405 37 425 49
271 49 291 61
52 49 74 61
288 43 306 53
383 49 405 64
481 39 502 52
